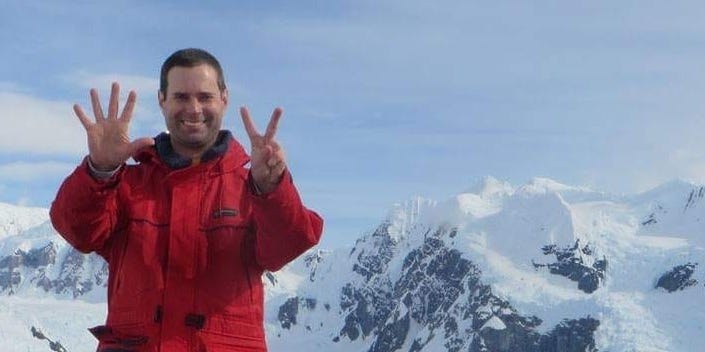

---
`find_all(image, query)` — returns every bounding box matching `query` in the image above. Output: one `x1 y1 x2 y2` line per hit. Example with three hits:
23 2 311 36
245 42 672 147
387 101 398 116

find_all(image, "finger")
267 157 279 168
264 107 283 142
273 147 286 163
120 90 137 122
90 89 105 121
268 139 282 153
108 82 120 120
265 142 285 164
240 106 260 140
73 104 93 130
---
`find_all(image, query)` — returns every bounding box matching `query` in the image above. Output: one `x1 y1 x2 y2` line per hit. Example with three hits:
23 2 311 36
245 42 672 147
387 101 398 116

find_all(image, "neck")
171 144 210 161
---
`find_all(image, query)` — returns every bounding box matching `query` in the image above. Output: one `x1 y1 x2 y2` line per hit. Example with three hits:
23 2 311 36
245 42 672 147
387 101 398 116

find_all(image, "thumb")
128 137 155 156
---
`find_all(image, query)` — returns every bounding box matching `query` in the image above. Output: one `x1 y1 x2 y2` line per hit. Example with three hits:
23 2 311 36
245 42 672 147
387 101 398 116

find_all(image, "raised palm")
74 82 154 171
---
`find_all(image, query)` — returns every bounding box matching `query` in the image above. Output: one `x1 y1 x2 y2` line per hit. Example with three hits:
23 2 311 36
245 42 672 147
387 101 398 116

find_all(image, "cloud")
0 91 85 156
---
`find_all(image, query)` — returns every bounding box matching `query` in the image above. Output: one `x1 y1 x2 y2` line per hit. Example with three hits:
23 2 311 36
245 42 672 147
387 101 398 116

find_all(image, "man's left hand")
240 106 287 194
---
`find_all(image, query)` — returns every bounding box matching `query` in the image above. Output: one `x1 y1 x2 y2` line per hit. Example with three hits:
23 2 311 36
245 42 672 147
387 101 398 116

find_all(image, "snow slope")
1 177 704 351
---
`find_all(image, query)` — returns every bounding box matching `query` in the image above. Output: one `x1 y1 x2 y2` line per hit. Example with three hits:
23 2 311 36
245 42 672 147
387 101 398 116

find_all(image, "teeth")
182 120 204 126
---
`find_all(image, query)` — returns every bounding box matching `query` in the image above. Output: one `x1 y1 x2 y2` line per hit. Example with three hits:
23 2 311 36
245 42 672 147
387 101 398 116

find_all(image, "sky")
3 1 705 249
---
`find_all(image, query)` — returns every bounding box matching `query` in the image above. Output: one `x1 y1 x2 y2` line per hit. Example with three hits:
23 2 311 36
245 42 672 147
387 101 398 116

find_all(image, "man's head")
158 48 229 158
159 48 226 95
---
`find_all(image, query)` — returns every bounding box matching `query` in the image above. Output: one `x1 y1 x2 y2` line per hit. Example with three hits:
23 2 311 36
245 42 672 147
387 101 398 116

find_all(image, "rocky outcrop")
684 187 705 211
0 243 107 298
350 221 398 282
533 240 607 294
281 224 600 352
0 243 57 269
656 263 698 292
278 296 317 330
0 243 57 293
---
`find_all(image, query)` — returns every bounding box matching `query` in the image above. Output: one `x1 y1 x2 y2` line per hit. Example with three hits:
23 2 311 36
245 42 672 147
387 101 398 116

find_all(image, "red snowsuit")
50 132 323 352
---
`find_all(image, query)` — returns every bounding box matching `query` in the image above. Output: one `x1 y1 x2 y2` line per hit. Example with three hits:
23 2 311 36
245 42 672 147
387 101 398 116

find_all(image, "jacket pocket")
195 314 266 351
114 200 168 297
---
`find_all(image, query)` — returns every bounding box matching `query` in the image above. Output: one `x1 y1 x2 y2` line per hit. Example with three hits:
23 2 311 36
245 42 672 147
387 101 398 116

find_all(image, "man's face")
159 64 228 157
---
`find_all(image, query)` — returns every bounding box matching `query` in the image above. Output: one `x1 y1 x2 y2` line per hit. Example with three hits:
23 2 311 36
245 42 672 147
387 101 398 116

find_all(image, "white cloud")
0 92 85 155
0 71 164 158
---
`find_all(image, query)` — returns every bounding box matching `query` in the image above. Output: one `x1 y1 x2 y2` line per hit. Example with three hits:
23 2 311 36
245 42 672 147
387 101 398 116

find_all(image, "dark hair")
159 48 227 95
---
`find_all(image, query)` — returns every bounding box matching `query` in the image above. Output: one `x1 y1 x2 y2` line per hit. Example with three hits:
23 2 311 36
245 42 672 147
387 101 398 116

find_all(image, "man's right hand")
74 82 155 171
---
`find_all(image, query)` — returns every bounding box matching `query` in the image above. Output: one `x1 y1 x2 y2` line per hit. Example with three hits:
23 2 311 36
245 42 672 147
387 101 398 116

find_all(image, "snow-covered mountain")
2 177 704 352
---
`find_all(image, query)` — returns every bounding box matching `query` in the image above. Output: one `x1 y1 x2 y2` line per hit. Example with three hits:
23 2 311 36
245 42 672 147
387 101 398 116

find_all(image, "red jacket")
50 132 323 352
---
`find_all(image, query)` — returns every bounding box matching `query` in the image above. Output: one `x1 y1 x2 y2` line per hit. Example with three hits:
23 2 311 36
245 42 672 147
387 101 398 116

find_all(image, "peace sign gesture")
240 106 287 194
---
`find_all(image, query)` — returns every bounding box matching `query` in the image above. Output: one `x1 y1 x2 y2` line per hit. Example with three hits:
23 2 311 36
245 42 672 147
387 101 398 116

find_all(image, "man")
50 48 323 352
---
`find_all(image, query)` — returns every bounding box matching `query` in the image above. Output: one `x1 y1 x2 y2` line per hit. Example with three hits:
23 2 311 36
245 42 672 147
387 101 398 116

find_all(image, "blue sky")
3 1 705 249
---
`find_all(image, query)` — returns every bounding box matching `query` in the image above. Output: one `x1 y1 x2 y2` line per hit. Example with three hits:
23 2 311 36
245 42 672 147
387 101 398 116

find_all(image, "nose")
185 97 203 115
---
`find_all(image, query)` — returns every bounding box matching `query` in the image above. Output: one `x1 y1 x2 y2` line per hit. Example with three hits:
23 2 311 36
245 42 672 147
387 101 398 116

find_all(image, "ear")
158 90 166 109
221 89 229 106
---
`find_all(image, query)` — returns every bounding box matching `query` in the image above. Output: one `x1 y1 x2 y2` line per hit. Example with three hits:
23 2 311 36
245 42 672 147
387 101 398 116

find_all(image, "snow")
0 202 49 240
0 296 105 352
481 315 506 330
2 178 705 351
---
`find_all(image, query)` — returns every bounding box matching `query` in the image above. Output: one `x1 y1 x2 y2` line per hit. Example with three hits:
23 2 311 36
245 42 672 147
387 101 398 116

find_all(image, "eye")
198 94 215 103
173 93 189 102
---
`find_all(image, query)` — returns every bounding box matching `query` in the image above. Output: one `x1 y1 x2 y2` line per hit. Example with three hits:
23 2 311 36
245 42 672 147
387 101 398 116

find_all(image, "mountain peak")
466 176 514 199
637 178 700 197
522 177 588 193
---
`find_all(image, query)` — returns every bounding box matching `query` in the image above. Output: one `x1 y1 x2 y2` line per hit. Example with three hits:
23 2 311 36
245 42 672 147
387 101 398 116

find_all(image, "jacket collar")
134 130 250 171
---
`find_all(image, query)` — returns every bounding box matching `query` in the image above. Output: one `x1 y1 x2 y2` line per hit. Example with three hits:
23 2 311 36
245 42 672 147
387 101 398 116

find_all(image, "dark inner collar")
155 130 233 169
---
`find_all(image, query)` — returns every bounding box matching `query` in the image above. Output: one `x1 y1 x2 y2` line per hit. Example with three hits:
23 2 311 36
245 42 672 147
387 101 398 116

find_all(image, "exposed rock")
0 244 107 298
656 263 698 292
327 225 600 352
533 240 607 294
278 296 317 330
303 250 326 282
368 311 410 352
684 187 705 211
537 317 600 352
0 270 21 291
338 221 399 342
25 243 57 267
351 221 398 281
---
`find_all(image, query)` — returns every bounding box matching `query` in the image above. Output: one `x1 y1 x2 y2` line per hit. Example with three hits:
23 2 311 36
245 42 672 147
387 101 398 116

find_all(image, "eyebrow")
171 91 216 97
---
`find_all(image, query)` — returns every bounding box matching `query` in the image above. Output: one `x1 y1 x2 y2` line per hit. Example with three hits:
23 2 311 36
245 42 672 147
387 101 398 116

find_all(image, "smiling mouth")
181 119 205 127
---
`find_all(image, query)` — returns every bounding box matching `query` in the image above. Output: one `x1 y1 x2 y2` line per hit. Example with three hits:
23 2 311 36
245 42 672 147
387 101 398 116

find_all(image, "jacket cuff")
86 157 122 180
248 169 296 201
80 157 123 188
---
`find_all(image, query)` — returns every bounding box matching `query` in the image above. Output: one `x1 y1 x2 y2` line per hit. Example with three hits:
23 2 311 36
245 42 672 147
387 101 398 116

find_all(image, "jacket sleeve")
50 158 123 255
248 170 323 271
